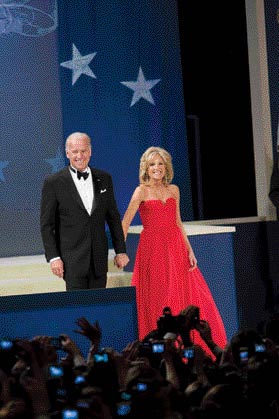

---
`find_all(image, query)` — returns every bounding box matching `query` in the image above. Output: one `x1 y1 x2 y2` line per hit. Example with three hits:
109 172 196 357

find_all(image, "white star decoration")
121 66 161 107
60 44 97 85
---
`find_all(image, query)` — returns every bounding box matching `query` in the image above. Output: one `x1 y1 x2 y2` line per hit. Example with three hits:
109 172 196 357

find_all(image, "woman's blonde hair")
139 146 174 185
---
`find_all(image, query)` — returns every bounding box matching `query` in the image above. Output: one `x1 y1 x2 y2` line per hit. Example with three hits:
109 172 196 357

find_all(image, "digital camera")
151 341 165 353
183 347 195 359
116 402 131 416
255 343 266 353
136 382 148 391
48 364 64 378
0 339 14 350
74 375 86 385
239 347 249 363
93 352 109 363
62 409 79 419
157 306 200 334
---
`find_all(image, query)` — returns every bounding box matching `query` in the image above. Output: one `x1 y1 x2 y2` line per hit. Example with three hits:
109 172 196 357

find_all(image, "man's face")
66 136 91 172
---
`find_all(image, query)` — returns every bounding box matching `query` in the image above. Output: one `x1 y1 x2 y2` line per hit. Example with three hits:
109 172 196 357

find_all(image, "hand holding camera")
57 334 84 359
194 320 212 340
179 305 201 330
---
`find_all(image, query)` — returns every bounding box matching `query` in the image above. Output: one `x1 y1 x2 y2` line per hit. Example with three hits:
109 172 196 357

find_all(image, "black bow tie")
70 167 89 180
77 171 89 180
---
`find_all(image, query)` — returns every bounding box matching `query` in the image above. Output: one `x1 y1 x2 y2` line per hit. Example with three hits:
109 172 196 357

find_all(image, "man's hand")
50 258 64 278
114 253 130 269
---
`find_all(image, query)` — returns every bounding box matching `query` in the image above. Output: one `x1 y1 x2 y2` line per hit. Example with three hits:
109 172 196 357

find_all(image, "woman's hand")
188 249 197 271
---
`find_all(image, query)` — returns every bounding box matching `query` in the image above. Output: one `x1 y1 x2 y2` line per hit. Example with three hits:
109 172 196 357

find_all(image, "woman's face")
147 153 166 182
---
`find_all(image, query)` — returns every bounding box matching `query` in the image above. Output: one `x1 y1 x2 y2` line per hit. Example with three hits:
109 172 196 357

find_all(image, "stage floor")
0 251 132 296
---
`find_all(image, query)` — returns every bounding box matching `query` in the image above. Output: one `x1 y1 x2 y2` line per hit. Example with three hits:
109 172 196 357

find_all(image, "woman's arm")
172 184 197 271
122 186 144 240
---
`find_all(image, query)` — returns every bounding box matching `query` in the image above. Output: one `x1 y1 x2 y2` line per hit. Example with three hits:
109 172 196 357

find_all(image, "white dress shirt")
69 166 94 215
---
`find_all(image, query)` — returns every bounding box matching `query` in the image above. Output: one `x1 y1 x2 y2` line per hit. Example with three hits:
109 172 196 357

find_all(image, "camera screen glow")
152 343 164 353
137 383 147 391
117 403 131 416
94 353 109 362
0 340 13 350
255 344 265 352
62 409 79 419
184 348 194 358
74 375 86 384
49 365 63 377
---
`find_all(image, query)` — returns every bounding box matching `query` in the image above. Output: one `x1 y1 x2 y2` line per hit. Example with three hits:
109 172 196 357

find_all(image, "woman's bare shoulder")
168 184 180 195
132 184 146 200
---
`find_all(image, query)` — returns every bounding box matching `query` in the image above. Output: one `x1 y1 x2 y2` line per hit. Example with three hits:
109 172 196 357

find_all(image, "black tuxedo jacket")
40 166 126 282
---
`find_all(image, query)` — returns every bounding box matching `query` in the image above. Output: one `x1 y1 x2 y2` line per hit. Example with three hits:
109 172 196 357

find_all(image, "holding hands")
114 253 130 269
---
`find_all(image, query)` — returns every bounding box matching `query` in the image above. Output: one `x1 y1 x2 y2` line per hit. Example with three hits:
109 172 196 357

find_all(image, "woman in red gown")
122 147 227 354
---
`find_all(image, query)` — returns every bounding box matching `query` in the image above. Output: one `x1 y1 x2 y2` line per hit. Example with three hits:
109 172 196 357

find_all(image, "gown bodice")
139 197 178 231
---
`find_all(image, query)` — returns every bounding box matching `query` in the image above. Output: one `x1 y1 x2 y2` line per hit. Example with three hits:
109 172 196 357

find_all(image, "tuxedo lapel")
91 169 102 213
60 168 86 211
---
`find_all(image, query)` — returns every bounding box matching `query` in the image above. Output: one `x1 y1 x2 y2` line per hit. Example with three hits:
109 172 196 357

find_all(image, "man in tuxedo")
40 132 129 290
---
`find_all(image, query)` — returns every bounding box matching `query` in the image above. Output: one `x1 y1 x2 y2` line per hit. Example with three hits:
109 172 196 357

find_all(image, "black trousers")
66 264 107 291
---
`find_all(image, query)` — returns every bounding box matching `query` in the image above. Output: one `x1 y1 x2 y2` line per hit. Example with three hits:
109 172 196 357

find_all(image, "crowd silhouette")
0 305 278 418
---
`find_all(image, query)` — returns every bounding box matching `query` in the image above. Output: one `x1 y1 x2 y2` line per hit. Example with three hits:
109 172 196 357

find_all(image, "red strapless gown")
131 198 227 353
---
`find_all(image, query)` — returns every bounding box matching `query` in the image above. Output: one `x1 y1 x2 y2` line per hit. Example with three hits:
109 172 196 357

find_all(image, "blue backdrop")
0 287 138 354
0 0 192 257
